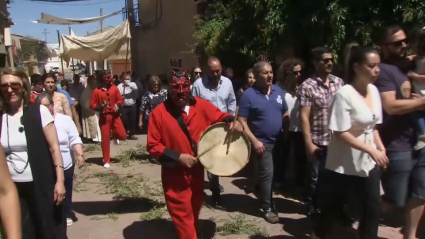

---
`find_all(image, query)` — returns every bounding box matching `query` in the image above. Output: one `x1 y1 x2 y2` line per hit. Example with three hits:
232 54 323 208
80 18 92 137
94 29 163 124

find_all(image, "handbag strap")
170 109 197 156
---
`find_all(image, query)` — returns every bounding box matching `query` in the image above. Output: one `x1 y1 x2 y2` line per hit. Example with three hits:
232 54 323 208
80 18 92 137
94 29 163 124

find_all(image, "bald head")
207 56 221 65
207 56 222 82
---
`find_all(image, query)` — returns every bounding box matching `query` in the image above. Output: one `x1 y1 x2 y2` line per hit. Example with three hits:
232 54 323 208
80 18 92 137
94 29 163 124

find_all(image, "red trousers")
162 164 204 239
99 113 126 163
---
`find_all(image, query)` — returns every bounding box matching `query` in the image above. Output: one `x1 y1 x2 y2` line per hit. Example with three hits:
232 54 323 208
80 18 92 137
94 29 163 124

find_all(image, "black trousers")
314 168 382 239
121 105 137 136
272 132 290 184
291 132 308 187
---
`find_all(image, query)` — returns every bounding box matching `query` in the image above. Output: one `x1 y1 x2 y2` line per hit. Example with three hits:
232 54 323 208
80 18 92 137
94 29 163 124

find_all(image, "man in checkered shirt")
298 47 344 218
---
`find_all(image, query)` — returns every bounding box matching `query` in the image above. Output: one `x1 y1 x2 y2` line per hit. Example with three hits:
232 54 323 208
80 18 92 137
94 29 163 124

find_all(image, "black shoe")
263 209 279 224
219 184 224 193
127 135 138 140
211 193 225 210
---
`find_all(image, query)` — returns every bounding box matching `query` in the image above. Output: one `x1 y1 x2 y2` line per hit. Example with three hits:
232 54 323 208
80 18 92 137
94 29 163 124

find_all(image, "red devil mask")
169 69 191 107
102 74 112 86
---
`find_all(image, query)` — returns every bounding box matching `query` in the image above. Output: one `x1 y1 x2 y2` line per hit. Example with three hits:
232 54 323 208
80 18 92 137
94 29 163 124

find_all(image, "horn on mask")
171 69 176 74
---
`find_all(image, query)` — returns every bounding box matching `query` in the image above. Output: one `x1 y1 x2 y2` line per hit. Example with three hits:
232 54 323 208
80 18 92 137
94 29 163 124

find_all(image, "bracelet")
55 165 64 169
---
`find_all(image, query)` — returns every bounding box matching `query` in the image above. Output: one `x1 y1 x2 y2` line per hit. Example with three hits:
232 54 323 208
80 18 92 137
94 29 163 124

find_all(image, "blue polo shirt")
239 84 288 144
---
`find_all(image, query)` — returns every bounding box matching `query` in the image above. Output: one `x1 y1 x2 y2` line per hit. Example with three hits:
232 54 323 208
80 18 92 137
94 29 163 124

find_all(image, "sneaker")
414 140 425 151
103 163 110 169
263 209 279 224
127 135 138 140
114 139 120 145
67 218 73 227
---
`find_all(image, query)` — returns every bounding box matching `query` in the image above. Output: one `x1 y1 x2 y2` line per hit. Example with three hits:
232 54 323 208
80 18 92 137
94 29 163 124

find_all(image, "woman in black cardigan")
0 68 66 239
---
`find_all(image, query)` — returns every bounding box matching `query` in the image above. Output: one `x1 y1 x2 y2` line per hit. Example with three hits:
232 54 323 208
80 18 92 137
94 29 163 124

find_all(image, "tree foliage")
194 0 425 73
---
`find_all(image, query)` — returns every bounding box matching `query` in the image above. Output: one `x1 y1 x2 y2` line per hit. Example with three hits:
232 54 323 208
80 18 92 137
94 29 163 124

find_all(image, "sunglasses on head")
0 82 22 92
385 38 408 47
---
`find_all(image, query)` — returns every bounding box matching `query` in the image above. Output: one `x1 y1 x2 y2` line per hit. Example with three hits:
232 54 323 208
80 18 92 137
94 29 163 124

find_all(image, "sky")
8 0 125 44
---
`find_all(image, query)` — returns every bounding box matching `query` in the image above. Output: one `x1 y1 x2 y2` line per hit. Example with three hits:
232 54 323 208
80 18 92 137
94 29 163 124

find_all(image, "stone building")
130 0 208 79
0 0 13 68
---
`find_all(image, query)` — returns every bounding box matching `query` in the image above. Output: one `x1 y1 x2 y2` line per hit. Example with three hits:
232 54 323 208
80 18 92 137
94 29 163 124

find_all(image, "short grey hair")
35 92 54 105
253 61 271 74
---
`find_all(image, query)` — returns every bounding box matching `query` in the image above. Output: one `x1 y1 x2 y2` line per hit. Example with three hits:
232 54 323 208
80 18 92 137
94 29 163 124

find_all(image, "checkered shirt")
297 74 344 146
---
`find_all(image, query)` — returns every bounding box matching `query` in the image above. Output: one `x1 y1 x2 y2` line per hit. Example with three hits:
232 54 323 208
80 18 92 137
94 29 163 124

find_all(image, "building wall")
110 59 132 76
135 0 199 79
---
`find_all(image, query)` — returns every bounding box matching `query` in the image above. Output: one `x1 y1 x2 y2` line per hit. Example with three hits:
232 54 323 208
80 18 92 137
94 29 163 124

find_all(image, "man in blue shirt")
192 56 236 208
238 61 288 224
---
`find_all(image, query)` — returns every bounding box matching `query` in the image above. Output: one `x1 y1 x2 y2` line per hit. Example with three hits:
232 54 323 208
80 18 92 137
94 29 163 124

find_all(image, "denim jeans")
305 145 327 210
63 165 75 218
412 110 425 136
251 143 275 210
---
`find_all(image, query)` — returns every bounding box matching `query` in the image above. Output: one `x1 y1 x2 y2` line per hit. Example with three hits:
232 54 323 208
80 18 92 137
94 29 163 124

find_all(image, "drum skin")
197 122 250 176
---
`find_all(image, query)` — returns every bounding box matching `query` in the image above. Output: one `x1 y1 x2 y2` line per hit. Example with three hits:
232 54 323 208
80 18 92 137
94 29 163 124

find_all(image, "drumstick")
196 141 221 159
226 106 240 154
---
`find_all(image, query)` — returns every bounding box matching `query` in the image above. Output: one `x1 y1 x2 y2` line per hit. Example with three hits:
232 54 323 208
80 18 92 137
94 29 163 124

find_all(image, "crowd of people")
0 23 424 239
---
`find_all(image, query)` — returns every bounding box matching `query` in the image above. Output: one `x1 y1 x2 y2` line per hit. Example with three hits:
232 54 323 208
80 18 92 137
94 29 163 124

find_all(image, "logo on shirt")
276 95 282 104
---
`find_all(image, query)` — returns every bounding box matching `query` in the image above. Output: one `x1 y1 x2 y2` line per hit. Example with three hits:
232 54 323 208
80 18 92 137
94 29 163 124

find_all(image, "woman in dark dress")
0 68 66 239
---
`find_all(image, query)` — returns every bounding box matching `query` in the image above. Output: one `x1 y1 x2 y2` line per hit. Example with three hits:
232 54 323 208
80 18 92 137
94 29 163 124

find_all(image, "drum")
197 122 250 176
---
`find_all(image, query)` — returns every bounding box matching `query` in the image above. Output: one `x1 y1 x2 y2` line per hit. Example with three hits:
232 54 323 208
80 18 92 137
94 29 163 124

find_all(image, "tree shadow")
122 218 216 239
72 198 164 216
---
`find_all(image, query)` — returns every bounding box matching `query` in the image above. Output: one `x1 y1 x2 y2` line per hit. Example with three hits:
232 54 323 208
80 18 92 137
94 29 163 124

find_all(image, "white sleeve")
39 105 54 127
328 91 351 132
66 117 82 148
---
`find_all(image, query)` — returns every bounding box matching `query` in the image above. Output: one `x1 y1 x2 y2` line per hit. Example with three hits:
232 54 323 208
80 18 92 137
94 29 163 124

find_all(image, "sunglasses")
0 82 22 92
385 38 408 47
293 70 302 74
194 71 202 75
321 58 333 64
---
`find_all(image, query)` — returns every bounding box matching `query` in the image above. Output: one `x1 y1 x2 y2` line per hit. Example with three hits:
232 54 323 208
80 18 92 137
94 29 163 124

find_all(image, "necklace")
5 114 29 174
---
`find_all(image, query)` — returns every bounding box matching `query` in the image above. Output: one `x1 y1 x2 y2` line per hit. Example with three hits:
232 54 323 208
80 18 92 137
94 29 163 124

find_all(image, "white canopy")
60 20 131 62
33 10 121 25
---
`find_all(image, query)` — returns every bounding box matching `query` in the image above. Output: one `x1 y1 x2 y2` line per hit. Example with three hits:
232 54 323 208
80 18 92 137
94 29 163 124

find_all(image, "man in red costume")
147 70 243 239
90 73 127 168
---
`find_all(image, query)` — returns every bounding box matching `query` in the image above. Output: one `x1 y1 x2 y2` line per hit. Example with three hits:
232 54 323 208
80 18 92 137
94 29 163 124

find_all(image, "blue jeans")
63 165 74 218
383 149 425 207
305 145 327 210
412 111 425 135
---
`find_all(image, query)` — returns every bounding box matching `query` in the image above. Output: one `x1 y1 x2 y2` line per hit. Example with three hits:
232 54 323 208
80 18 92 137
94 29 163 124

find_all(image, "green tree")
194 0 425 73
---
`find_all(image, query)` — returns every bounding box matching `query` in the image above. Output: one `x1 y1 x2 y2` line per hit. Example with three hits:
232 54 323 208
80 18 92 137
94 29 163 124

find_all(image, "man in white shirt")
117 72 139 140
191 56 236 208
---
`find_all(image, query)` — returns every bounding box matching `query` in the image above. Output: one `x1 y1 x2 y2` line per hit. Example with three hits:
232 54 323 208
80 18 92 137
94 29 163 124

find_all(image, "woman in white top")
276 58 308 187
311 47 388 239
36 93 85 227
0 69 66 239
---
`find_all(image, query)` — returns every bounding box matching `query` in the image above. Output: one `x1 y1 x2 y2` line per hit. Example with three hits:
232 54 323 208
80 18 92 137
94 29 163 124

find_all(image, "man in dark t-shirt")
374 25 425 239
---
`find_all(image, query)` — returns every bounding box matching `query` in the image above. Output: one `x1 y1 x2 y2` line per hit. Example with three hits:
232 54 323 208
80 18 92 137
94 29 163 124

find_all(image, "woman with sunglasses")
191 67 202 89
236 68 256 103
42 73 72 118
0 69 66 239
139 75 167 133
275 58 307 188
35 93 85 227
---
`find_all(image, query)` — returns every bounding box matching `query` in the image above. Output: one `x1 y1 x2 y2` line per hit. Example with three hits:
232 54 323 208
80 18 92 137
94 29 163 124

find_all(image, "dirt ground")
66 135 406 239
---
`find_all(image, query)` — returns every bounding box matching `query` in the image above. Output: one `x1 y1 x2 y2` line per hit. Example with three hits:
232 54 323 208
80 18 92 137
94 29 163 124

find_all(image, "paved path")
66 135 409 239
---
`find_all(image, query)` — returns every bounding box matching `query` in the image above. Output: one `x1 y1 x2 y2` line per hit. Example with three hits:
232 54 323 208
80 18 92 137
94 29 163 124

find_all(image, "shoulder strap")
168 105 197 156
